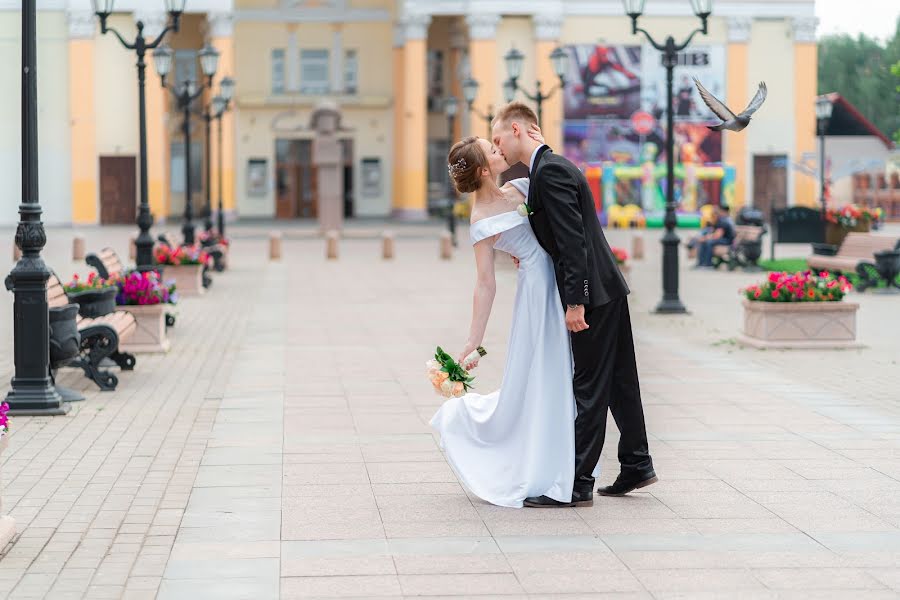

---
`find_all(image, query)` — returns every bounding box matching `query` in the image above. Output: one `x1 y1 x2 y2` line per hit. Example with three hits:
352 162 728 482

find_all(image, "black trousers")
571 296 653 493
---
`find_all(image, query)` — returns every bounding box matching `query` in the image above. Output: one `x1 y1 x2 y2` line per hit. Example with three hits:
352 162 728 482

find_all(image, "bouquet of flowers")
426 346 487 398
65 272 115 293
155 244 211 267
611 247 628 265
199 230 230 247
742 270 852 303
113 270 178 306
0 402 9 436
824 204 882 229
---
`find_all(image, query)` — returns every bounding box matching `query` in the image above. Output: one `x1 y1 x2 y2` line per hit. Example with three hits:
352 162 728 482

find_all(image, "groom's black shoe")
524 490 593 508
597 470 658 497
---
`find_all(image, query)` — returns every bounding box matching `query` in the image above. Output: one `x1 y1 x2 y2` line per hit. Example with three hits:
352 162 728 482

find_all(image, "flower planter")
161 264 204 297
67 287 117 318
739 298 861 349
0 437 16 550
825 221 870 247
118 305 170 353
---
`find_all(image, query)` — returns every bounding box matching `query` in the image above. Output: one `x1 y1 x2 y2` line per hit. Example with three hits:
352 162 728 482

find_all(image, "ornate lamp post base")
6 387 68 416
654 228 688 315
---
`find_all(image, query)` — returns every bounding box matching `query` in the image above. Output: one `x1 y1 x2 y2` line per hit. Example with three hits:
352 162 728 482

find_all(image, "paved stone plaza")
0 222 899 599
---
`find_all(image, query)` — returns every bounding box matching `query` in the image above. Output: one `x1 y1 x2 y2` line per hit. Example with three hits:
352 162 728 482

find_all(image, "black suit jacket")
527 146 629 309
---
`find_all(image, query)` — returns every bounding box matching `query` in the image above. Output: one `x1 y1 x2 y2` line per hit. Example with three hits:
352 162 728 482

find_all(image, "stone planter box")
739 298 861 349
0 437 16 549
117 305 171 353
161 264 204 297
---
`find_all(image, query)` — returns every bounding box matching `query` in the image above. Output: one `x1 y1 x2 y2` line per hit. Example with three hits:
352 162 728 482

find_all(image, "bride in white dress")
430 133 597 509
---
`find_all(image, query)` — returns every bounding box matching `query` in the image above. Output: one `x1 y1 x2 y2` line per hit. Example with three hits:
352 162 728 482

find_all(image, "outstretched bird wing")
693 77 735 121
737 81 768 118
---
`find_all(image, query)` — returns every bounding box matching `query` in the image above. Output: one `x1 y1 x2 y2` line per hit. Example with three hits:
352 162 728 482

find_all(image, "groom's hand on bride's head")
565 305 589 333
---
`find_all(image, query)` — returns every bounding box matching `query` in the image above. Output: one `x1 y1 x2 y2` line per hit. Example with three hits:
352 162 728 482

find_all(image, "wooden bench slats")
46 274 135 341
808 232 899 272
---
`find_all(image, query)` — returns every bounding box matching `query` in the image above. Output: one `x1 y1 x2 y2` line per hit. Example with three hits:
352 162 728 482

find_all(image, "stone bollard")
325 230 339 260
631 234 644 261
440 233 452 260
72 235 86 261
129 236 137 260
269 231 282 260
382 232 395 260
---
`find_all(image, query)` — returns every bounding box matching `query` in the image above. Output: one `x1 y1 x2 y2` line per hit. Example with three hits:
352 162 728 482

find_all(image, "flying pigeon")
693 78 767 132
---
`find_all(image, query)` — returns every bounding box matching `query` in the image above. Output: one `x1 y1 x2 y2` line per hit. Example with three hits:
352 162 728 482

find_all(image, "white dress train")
429 179 598 508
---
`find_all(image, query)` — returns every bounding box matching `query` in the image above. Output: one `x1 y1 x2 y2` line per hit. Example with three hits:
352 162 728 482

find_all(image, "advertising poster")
562 45 642 119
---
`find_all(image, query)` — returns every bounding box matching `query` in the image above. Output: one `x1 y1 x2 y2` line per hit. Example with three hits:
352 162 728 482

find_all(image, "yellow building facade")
1 0 818 226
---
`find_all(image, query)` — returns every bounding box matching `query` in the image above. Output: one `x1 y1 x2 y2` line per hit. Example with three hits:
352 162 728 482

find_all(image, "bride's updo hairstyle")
447 136 488 194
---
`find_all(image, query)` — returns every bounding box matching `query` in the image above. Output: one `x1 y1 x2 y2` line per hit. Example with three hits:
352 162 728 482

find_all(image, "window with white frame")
272 48 286 94
344 49 358 95
300 49 330 94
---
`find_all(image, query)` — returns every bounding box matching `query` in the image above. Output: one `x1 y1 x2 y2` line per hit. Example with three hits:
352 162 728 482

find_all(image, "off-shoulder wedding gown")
430 179 598 508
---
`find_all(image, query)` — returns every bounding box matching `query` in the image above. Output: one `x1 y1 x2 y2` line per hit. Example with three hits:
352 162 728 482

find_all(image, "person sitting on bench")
695 204 735 268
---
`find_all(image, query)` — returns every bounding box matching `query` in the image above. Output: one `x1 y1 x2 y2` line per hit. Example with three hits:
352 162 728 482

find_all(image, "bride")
429 128 598 509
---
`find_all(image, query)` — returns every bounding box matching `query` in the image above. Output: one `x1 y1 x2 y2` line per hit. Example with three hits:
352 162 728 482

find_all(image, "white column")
331 25 344 94
287 27 299 92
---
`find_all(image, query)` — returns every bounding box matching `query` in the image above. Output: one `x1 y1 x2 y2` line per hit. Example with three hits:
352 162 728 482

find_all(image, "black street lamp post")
92 0 185 272
461 78 495 138
203 77 234 235
153 44 220 245
815 96 833 211
503 46 569 128
625 0 711 315
444 96 459 246
5 0 68 414
211 81 235 238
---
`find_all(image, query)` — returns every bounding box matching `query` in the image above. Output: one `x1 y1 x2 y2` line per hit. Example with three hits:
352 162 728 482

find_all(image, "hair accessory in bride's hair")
447 157 467 178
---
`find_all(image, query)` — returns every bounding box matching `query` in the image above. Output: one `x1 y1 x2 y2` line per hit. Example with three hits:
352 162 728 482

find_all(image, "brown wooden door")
275 139 318 219
752 154 787 217
99 156 137 224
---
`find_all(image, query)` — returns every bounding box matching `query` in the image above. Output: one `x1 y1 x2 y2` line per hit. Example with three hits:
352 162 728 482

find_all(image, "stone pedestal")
631 234 644 260
739 299 861 349
440 233 452 260
382 232 395 260
0 437 15 550
118 305 171 353
162 264 204 297
311 102 346 234
326 231 339 260
72 235 86 261
269 231 282 260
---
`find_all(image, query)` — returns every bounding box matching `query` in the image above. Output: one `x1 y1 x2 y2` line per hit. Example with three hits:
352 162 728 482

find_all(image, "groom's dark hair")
493 102 538 128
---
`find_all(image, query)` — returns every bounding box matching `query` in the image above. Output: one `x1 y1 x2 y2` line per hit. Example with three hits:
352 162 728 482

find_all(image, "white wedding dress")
430 179 598 508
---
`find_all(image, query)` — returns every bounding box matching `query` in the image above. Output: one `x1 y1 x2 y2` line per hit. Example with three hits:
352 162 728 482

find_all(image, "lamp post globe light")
624 0 711 315
502 46 568 128
5 0 69 414
92 0 184 272
444 95 460 246
815 96 833 211
154 43 221 245
462 77 496 138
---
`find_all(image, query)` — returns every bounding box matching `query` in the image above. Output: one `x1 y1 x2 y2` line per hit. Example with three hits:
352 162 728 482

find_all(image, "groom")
492 102 657 507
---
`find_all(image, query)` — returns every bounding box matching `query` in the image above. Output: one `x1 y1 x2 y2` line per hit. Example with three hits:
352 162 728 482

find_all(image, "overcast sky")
816 0 899 42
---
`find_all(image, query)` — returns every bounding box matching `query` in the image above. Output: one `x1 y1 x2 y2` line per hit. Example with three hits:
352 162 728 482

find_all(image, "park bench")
85 247 176 326
806 232 900 273
47 273 136 391
770 207 824 260
712 225 767 271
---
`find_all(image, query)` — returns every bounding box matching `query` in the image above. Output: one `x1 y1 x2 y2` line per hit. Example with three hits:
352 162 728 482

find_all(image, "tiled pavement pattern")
0 223 898 599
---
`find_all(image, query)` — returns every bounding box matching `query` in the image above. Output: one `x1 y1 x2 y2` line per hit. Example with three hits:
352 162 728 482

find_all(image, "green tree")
818 17 900 142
